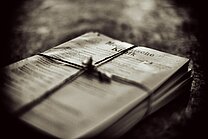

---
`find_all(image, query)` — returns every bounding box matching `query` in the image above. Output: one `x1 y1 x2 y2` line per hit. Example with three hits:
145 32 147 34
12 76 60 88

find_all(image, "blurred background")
0 0 207 138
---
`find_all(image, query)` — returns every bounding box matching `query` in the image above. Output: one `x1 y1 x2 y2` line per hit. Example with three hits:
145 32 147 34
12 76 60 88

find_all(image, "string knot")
82 56 96 73
82 57 112 82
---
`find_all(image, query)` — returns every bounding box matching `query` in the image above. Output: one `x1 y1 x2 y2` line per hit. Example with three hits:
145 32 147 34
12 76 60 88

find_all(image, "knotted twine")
15 45 152 119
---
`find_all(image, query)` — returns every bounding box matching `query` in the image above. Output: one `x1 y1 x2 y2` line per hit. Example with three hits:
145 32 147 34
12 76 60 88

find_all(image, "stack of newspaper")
1 32 191 138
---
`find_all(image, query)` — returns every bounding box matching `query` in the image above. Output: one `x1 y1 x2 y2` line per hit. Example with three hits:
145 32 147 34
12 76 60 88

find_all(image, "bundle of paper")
1 32 191 138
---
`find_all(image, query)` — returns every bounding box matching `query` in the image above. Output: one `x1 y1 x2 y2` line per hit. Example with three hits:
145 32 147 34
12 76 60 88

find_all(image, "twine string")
15 45 152 118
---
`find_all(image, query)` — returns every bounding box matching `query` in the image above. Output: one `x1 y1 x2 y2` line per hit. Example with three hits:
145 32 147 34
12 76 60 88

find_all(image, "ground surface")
1 0 208 138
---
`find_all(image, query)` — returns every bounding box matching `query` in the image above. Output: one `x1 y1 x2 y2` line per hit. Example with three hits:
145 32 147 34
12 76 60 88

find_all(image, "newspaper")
1 32 189 138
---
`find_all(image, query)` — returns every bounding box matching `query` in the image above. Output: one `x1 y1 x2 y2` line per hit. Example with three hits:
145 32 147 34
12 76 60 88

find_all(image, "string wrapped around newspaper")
14 45 152 118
